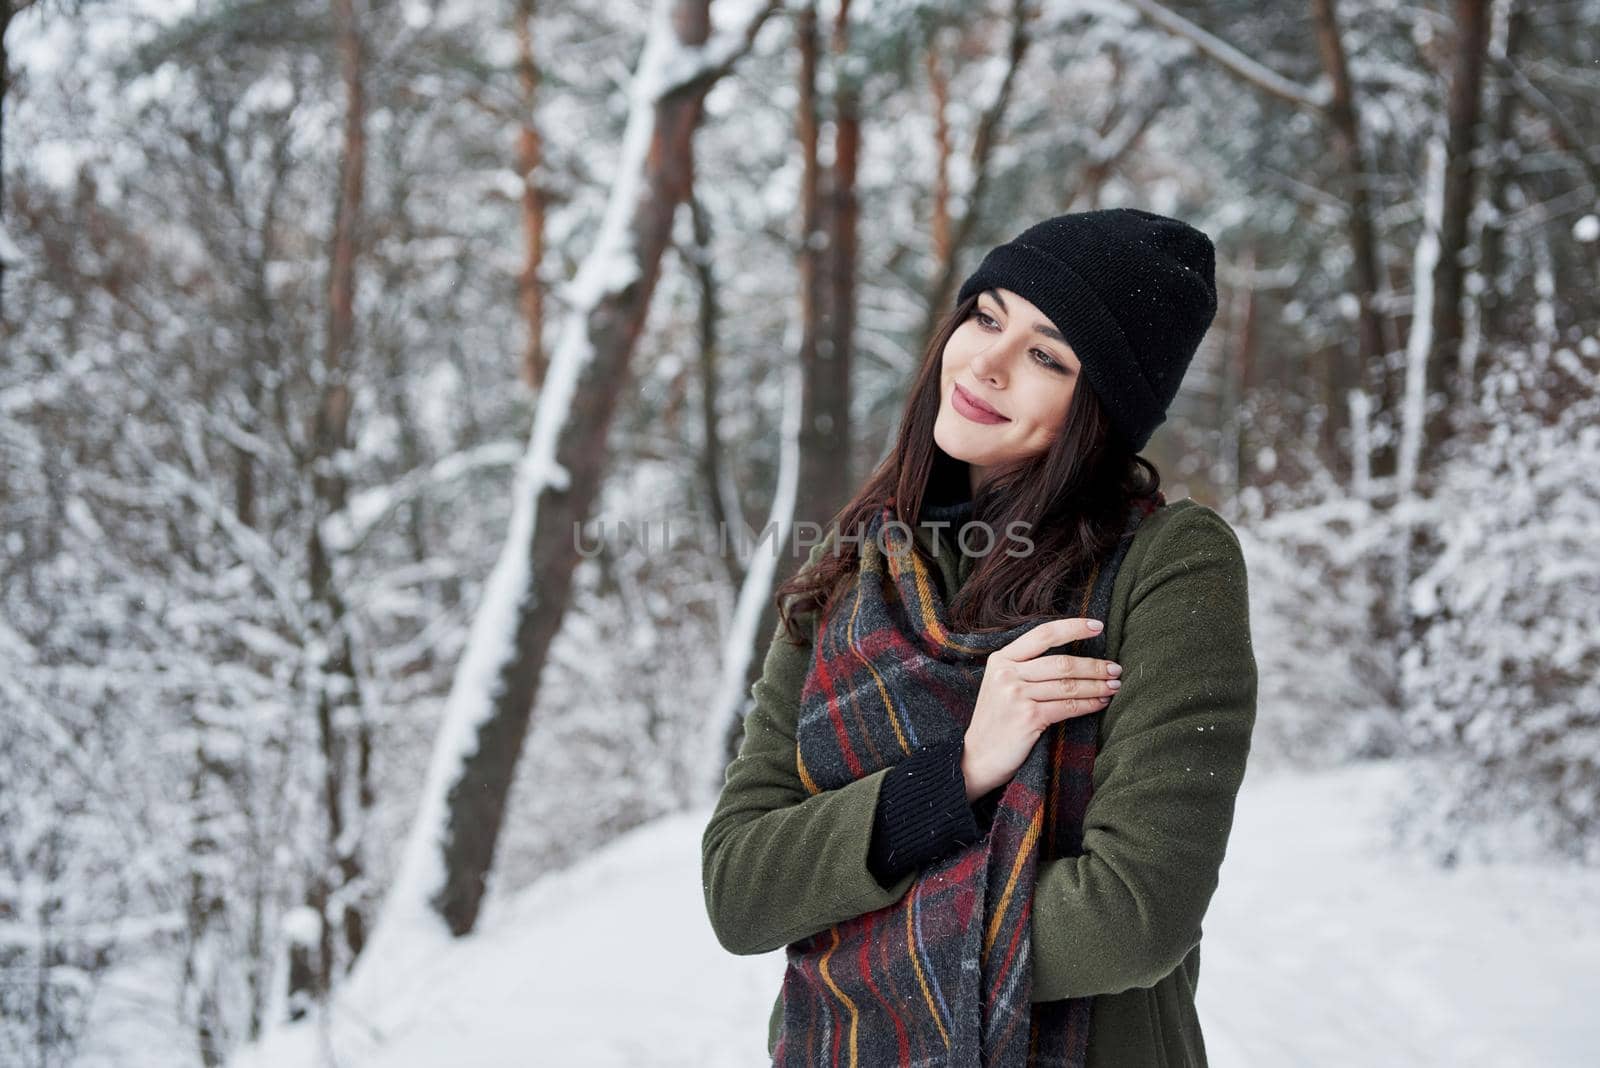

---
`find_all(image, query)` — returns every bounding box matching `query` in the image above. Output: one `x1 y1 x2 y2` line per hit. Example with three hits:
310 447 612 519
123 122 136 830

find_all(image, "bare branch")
1121 0 1330 112
1489 51 1600 193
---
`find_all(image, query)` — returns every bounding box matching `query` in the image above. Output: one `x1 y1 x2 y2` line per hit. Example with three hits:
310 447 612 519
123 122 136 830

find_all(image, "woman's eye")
1031 350 1063 371
975 310 1067 372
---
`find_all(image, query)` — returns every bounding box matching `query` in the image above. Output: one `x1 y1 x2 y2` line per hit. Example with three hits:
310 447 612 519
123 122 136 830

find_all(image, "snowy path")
228 758 1600 1067
1196 761 1600 1067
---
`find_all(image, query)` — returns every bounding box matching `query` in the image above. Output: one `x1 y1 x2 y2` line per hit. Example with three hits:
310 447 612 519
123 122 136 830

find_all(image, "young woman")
702 208 1257 1067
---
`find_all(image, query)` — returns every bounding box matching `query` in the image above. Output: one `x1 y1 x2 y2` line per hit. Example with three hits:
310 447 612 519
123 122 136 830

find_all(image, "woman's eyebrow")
986 288 1069 345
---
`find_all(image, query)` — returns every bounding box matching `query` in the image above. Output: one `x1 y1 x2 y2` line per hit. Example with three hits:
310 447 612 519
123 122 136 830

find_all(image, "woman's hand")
960 617 1121 802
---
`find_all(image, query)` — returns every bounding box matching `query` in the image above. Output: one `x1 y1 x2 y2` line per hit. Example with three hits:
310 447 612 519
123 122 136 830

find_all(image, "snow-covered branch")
141 457 311 638
657 0 783 98
320 439 525 553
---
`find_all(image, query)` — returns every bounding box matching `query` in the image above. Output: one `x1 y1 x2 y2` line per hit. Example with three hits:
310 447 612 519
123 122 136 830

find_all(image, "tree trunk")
1222 248 1258 501
290 0 370 1018
0 0 23 326
1312 0 1388 485
824 0 858 501
686 191 743 590
712 0 852 786
1424 0 1491 461
343 8 781 1005
182 741 228 1067
1474 0 1525 376
794 1 849 530
515 0 548 391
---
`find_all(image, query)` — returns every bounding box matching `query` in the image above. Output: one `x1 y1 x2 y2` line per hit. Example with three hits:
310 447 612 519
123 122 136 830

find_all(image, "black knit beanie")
955 207 1218 452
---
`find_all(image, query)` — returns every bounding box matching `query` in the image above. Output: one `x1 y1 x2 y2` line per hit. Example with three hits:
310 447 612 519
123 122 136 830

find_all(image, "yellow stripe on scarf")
848 551 912 756
899 536 993 657
983 804 1044 967
904 884 952 1050
818 926 861 1065
796 748 819 795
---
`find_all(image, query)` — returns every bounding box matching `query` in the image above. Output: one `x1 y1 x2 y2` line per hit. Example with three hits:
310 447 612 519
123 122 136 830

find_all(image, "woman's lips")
952 382 1010 424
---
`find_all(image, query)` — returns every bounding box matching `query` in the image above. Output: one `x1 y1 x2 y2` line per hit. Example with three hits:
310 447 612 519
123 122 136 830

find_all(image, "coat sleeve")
1029 504 1258 1001
700 539 920 956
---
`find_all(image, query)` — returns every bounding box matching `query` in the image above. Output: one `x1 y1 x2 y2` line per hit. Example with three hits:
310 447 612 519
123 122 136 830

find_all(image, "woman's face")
935 287 1082 487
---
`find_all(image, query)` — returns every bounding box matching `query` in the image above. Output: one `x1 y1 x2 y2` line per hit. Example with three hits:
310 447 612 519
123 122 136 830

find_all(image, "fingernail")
1087 619 1103 631
1108 679 1121 689
1107 663 1122 677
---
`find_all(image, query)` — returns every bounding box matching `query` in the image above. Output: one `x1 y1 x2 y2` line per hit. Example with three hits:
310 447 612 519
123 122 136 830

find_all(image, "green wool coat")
701 498 1258 1067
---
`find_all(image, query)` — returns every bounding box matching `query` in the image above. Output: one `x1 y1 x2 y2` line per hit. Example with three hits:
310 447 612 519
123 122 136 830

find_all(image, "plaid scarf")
775 492 1161 1067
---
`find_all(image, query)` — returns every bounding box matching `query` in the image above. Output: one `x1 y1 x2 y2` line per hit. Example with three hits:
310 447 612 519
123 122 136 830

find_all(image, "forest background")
3 0 1597 1064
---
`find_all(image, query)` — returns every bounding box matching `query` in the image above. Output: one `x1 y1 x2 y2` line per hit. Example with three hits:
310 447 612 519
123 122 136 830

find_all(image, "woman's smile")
952 382 1011 424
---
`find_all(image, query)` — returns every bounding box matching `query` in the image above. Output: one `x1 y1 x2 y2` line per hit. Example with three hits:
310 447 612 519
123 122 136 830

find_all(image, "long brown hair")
774 289 1161 644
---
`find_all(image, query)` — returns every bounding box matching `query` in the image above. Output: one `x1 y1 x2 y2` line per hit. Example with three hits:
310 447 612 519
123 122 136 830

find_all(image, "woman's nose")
970 339 1013 382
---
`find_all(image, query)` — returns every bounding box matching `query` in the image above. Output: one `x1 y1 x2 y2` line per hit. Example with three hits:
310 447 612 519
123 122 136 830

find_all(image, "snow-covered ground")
223 757 1600 1067
1195 761 1600 1066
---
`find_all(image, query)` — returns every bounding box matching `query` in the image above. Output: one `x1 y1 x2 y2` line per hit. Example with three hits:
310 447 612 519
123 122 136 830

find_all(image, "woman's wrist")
959 738 988 803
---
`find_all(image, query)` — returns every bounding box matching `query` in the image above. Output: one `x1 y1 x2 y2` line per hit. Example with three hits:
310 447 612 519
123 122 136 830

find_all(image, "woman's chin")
934 416 1001 463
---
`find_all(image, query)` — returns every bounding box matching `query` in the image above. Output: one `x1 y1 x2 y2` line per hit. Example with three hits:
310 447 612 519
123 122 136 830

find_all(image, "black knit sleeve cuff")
972 784 1004 832
867 737 984 888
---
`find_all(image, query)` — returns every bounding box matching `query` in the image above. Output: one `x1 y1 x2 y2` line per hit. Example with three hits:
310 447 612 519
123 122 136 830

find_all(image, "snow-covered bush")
1390 341 1600 865
1233 492 1404 773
